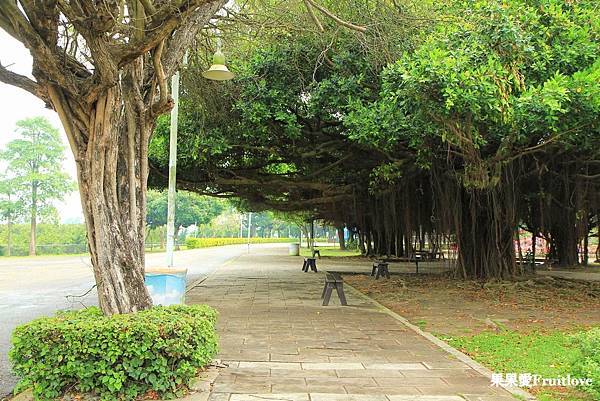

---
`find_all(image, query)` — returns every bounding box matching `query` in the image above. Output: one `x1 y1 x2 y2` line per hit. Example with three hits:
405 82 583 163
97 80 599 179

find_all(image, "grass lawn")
445 329 596 401
299 246 361 257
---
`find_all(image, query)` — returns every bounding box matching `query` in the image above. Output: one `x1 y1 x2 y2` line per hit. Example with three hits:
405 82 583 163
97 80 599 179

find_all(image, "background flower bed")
185 237 293 249
10 305 218 401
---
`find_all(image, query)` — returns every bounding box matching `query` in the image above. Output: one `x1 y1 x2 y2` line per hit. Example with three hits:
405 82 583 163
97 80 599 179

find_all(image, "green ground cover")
447 329 599 401
299 247 361 257
185 237 293 249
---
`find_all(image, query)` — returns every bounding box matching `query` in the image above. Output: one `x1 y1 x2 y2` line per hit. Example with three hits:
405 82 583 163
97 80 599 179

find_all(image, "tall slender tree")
0 0 226 314
0 174 24 257
1 117 73 255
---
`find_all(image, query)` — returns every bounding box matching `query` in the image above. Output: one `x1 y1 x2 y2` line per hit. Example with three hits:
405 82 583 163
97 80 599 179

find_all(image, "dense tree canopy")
149 0 600 279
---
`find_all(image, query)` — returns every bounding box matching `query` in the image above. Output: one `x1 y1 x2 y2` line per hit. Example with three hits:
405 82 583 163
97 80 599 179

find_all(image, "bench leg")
335 283 347 306
385 266 391 279
371 265 377 276
321 282 328 299
375 266 381 280
322 284 333 306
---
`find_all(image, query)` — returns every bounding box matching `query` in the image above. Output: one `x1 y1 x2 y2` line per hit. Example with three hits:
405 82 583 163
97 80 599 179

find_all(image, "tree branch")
0 63 46 101
162 0 227 77
305 0 367 32
114 0 225 69
303 0 324 32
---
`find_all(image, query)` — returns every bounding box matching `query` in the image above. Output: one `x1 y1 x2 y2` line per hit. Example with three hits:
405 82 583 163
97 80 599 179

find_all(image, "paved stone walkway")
187 245 521 401
536 268 600 282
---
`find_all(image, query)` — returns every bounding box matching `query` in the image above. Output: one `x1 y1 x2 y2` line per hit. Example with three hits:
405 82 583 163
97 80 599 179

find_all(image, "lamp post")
165 42 234 267
147 40 234 306
247 212 252 253
165 64 181 267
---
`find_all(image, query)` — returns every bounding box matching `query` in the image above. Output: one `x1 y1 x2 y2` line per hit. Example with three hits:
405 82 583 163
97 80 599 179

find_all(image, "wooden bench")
321 272 347 306
302 257 318 272
379 257 421 274
371 261 390 279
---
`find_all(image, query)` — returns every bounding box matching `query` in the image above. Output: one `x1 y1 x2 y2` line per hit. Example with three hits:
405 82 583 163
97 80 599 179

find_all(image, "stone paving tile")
305 377 377 387
363 363 427 370
400 368 480 378
310 395 388 401
306 385 350 393
343 386 422 395
229 395 309 401
238 361 302 370
271 368 337 378
186 246 519 400
422 361 467 369
302 362 365 370
207 393 230 401
334 369 405 378
386 397 465 401
373 377 447 387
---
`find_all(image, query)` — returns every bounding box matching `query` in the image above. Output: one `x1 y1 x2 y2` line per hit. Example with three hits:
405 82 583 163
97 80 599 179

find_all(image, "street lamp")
151 41 235 307
166 42 234 267
202 48 234 81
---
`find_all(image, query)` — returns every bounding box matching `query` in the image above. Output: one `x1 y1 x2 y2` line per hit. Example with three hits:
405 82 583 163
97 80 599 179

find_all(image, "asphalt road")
0 243 258 395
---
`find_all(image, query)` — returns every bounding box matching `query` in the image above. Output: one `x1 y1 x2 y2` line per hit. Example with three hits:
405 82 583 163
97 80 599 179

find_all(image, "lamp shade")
202 49 234 81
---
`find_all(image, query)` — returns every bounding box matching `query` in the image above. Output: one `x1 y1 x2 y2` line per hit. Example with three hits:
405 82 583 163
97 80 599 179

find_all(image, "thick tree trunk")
50 79 153 315
582 231 588 266
6 217 11 257
456 188 517 279
160 226 166 249
337 225 346 250
29 183 37 256
551 226 579 266
547 206 579 267
175 225 181 250
0 0 227 315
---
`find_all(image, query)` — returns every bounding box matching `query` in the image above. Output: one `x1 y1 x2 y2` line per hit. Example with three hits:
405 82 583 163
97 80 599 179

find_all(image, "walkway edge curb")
344 282 537 401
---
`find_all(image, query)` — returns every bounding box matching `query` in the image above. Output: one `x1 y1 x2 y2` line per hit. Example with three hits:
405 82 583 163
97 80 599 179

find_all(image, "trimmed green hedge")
185 237 293 249
10 305 218 401
571 327 600 398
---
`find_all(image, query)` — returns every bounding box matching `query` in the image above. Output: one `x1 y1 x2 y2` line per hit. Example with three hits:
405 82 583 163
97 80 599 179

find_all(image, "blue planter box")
144 268 187 305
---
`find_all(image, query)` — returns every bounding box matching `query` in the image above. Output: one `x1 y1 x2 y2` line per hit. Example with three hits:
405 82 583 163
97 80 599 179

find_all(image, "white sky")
0 30 83 223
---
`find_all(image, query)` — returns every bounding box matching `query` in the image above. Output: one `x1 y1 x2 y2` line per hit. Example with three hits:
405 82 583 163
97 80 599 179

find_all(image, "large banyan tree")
150 0 599 280
0 0 226 314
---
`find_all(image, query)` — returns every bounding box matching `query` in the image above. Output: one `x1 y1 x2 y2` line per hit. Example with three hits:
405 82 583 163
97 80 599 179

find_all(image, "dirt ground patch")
344 273 600 336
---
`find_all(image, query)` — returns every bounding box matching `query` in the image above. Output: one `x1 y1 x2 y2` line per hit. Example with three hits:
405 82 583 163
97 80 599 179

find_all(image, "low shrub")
10 305 218 400
571 327 600 398
185 237 293 249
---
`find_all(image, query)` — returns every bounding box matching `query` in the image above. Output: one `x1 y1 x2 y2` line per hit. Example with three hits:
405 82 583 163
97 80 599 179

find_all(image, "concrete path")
536 268 600 282
187 246 520 401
